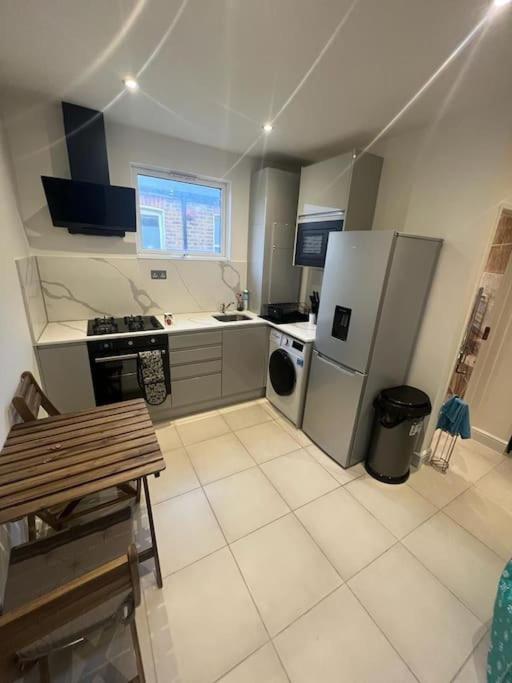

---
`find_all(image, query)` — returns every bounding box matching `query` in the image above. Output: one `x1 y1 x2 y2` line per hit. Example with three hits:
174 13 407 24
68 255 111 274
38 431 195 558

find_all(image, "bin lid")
376 385 431 419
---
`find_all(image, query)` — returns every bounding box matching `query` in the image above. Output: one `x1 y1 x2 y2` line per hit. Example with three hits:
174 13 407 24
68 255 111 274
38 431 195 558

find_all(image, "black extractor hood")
41 102 136 237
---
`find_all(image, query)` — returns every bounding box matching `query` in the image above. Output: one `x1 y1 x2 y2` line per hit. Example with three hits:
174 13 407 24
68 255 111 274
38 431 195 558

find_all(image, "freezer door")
302 350 365 468
315 230 395 373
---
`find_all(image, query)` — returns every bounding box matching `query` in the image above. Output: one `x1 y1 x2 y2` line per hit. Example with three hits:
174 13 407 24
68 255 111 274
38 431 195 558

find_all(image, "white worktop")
36 311 317 346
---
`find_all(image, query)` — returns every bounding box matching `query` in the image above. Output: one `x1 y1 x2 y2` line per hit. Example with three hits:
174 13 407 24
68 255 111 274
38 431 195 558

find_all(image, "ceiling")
0 0 511 163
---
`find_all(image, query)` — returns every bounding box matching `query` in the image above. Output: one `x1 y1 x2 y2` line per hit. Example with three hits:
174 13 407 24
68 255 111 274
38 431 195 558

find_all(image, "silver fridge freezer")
302 230 442 468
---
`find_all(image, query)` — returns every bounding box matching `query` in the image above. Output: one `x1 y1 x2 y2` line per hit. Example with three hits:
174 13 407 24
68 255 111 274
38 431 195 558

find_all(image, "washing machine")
266 328 312 427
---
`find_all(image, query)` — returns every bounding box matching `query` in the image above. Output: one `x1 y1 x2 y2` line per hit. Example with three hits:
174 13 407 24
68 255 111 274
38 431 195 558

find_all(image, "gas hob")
87 315 164 336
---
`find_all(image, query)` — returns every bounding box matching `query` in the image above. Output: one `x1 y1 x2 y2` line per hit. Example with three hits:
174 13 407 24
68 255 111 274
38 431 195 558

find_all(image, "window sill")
137 252 229 262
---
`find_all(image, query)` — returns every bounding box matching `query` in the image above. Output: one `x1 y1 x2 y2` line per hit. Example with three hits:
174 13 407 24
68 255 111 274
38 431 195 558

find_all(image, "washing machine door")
269 349 296 396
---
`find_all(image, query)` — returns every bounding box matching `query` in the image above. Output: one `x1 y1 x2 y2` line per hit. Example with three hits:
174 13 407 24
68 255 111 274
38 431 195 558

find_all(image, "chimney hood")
41 102 136 237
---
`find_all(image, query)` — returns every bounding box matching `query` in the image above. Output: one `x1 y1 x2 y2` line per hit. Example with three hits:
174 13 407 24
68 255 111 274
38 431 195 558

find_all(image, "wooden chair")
0 507 145 683
10 371 141 538
11 371 60 423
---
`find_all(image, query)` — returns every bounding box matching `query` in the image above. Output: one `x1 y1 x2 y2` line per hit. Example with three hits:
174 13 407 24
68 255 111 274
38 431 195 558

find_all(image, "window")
135 168 229 258
140 207 164 250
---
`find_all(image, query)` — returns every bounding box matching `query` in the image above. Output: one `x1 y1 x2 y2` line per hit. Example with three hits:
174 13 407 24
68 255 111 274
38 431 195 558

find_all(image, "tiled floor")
131 400 510 683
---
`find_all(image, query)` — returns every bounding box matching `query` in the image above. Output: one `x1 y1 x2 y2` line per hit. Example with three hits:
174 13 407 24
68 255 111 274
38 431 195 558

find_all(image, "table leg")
27 514 36 541
142 476 163 588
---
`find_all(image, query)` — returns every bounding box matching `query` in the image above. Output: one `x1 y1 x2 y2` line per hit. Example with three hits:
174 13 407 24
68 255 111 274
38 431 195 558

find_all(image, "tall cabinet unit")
297 151 383 302
247 168 301 314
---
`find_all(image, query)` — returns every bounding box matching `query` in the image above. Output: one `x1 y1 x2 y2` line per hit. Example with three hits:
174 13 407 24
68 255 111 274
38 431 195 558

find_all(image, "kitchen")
1 1 512 682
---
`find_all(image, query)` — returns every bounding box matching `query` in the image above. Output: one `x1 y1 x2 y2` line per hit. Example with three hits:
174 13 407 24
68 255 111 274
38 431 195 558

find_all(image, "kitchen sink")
213 314 252 322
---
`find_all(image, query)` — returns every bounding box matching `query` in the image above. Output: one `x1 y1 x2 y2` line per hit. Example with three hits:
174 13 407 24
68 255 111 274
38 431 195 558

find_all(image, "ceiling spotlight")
123 77 139 91
262 122 273 133
493 0 511 6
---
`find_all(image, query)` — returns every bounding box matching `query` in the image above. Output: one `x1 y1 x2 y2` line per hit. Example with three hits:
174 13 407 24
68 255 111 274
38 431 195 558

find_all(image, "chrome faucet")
220 301 235 314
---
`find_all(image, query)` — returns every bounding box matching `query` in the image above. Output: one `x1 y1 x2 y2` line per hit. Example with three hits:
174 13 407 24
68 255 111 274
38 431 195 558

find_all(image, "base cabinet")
35 324 271 420
222 326 268 397
37 343 95 412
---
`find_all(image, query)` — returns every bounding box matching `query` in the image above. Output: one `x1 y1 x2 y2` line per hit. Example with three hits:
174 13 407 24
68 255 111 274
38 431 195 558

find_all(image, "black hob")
87 315 164 336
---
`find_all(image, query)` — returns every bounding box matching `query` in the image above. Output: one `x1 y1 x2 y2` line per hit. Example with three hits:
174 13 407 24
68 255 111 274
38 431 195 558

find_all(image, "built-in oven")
294 210 344 268
88 334 171 406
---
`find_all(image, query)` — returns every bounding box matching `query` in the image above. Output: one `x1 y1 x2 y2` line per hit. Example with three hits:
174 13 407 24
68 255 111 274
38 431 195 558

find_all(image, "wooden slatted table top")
0 399 165 524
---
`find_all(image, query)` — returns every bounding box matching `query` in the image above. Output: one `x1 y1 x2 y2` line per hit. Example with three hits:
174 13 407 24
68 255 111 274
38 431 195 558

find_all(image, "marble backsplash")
35 256 247 322
15 255 47 340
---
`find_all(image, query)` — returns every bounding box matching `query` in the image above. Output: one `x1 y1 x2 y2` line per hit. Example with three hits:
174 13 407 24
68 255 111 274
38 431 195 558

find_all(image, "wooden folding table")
0 398 165 587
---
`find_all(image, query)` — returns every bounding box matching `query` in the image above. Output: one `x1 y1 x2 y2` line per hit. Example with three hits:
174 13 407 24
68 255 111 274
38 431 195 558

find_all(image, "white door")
465 255 512 448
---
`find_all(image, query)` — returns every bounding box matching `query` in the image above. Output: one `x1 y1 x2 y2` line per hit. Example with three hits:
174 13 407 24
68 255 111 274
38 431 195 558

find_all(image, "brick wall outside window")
140 191 220 252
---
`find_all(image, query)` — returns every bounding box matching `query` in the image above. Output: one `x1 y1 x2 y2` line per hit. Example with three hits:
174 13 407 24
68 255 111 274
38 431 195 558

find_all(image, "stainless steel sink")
213 314 252 322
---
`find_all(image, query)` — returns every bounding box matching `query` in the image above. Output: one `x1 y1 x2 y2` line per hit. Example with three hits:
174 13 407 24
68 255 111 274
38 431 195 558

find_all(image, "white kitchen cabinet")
169 330 222 407
222 326 268 397
297 150 383 230
37 342 95 412
247 168 301 314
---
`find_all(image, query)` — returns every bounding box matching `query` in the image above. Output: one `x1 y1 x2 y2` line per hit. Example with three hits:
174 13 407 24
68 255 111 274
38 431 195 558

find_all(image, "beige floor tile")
261 449 339 509
444 487 512 560
307 444 365 485
274 585 415 683
223 404 273 431
460 438 505 466
449 443 500 483
205 468 290 542
296 488 397 580
176 413 229 446
153 488 225 575
408 463 471 507
155 423 182 451
259 399 285 420
345 475 436 538
475 459 512 514
186 432 256 484
149 447 199 504
453 631 490 683
145 548 267 683
349 544 484 683
275 415 312 447
231 514 341 636
236 421 300 464
403 512 504 621
218 643 288 683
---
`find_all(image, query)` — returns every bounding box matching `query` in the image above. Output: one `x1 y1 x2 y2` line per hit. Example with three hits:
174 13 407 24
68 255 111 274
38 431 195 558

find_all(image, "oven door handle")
94 349 167 363
94 353 139 363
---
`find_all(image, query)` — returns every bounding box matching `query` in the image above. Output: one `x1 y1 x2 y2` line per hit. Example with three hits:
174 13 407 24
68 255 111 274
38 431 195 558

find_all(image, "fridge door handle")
315 351 364 377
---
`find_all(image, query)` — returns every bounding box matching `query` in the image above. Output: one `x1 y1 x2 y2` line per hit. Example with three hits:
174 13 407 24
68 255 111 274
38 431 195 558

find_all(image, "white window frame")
139 206 165 251
132 164 231 260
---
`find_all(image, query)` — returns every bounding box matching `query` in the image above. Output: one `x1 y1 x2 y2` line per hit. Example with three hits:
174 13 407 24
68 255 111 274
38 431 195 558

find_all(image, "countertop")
36 311 317 347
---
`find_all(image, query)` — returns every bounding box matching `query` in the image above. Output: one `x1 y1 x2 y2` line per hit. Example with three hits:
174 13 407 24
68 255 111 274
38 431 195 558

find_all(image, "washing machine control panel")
280 333 305 361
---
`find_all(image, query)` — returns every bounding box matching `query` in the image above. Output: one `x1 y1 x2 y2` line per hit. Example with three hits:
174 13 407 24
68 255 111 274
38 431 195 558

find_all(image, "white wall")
371 102 512 446
2 90 256 262
0 122 36 445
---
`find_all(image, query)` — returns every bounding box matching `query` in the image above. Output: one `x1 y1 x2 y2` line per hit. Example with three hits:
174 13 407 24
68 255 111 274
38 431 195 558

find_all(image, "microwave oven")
294 210 344 268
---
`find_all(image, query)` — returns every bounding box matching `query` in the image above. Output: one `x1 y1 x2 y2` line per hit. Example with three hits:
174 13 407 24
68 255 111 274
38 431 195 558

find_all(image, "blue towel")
488 559 512 682
436 396 471 439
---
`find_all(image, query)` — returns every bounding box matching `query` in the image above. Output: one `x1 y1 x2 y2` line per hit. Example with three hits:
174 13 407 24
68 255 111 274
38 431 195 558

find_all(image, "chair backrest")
0 544 140 682
11 372 60 422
